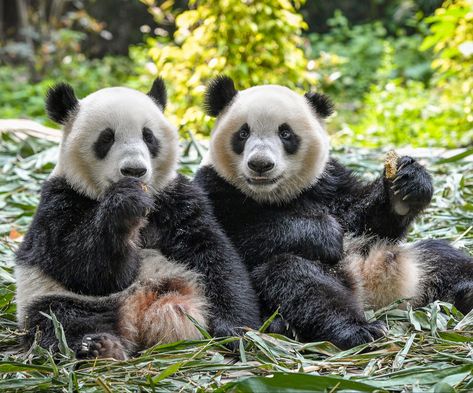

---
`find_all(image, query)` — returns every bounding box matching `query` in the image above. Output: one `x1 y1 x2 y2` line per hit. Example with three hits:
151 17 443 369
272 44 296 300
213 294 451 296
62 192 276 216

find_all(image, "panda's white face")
208 85 330 204
52 87 178 200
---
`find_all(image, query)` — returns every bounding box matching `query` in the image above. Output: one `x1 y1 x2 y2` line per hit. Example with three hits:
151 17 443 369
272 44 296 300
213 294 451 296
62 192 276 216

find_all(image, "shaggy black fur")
304 92 334 119
147 77 167 110
413 239 473 314
204 75 238 117
22 294 122 357
142 174 261 337
45 83 79 124
193 156 435 348
17 175 260 355
16 177 151 296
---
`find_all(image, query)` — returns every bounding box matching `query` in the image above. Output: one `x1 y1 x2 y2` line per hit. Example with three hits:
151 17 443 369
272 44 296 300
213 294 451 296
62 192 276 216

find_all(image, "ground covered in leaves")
0 132 472 392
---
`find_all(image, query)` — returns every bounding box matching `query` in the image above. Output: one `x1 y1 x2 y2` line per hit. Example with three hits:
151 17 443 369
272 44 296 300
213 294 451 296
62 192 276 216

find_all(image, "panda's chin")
245 175 282 186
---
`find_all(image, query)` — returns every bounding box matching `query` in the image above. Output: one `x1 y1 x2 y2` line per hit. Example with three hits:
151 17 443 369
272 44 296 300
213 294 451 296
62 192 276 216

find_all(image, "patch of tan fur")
343 237 423 310
118 249 208 349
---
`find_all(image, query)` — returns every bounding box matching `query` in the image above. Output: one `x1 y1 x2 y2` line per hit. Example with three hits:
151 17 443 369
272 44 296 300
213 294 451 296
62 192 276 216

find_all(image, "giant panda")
193 75 473 349
15 78 260 359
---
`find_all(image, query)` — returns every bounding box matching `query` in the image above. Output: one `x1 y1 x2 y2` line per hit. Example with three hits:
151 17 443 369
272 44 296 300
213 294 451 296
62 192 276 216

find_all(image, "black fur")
231 124 250 155
148 77 167 110
304 92 334 119
413 239 473 314
204 75 238 117
142 127 160 158
193 155 437 348
18 174 261 355
252 255 385 348
22 294 122 355
141 175 261 337
93 128 115 159
45 83 79 124
17 177 153 296
278 123 300 155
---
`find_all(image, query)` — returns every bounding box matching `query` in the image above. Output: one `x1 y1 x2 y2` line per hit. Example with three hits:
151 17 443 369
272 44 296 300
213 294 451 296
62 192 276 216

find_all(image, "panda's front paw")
104 178 155 219
76 333 127 360
211 320 243 351
388 156 433 214
335 320 387 349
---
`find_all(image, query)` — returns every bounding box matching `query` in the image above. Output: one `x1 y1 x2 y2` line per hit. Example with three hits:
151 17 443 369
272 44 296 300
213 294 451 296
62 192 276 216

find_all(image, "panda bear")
15 78 260 359
193 75 473 349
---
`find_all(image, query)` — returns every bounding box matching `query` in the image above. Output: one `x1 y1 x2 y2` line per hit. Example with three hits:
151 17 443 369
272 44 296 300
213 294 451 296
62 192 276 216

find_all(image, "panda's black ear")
204 75 238 117
304 92 334 119
45 83 79 124
148 77 167 110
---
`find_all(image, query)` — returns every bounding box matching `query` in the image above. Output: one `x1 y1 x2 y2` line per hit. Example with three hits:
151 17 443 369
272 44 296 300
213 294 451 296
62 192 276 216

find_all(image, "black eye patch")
142 127 160 158
231 123 250 155
278 123 300 155
93 128 115 159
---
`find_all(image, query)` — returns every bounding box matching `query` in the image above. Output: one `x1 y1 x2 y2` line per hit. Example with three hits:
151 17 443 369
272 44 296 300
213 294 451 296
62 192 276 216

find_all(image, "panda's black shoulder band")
304 92 334 119
148 77 167 110
204 75 238 117
45 83 79 125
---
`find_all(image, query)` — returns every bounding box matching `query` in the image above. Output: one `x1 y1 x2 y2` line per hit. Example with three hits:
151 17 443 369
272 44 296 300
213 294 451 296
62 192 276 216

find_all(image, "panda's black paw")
266 316 293 336
335 320 387 349
211 320 243 352
389 156 433 212
76 333 127 360
104 177 155 219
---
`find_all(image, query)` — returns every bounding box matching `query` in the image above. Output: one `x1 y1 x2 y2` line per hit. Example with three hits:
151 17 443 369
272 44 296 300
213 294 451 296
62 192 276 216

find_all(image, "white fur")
209 85 330 204
52 87 179 200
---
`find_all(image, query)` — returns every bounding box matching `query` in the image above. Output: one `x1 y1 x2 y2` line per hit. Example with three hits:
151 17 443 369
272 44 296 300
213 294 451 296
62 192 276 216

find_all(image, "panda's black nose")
248 159 275 174
120 167 147 178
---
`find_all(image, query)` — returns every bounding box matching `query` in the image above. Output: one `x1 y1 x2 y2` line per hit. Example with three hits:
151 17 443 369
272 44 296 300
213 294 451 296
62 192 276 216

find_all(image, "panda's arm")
233 213 344 265
323 158 433 240
193 166 343 264
16 177 151 295
146 176 261 337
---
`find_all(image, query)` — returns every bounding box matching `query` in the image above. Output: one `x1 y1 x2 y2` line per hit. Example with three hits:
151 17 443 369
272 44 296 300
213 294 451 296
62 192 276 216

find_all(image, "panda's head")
47 78 178 200
204 76 332 204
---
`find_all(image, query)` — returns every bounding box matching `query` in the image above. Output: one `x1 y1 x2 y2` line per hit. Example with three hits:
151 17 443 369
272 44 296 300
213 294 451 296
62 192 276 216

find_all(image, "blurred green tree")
143 0 313 137
339 0 473 148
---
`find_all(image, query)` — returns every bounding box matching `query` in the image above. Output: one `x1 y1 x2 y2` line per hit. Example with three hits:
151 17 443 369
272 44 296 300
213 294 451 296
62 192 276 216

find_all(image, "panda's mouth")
245 175 282 186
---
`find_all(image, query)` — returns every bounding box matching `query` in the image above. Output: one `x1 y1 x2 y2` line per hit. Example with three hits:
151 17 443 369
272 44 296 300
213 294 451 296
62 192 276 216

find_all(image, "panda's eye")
142 128 155 144
238 124 250 139
99 128 115 144
278 124 293 140
94 128 115 159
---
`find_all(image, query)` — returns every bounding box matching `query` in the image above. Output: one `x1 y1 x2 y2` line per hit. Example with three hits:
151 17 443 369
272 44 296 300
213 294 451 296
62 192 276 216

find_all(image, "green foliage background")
2 0 472 147
0 1 472 390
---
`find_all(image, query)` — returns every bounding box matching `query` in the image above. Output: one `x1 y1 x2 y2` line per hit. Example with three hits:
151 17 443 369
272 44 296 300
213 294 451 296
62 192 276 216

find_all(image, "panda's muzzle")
120 166 147 178
247 158 275 174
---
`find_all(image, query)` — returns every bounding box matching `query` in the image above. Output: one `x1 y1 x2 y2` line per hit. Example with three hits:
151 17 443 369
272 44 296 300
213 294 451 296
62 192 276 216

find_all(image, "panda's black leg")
412 239 473 312
251 254 386 349
76 333 127 360
453 281 473 314
22 294 127 359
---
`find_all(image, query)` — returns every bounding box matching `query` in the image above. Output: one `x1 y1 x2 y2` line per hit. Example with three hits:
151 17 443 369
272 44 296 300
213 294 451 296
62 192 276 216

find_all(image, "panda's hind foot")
336 320 387 349
76 333 127 360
